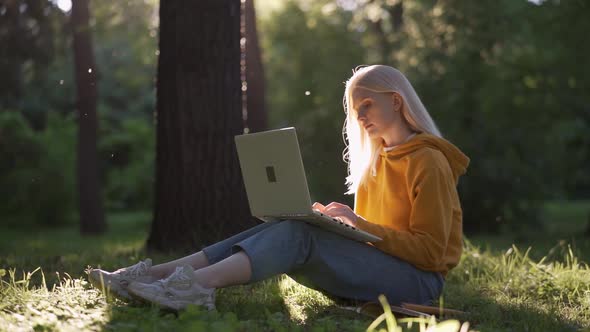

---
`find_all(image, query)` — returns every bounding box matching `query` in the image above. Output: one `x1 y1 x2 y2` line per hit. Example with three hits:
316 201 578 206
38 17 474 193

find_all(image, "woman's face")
351 87 401 139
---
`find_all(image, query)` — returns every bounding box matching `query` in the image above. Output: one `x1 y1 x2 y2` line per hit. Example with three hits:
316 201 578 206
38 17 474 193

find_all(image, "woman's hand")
312 201 359 228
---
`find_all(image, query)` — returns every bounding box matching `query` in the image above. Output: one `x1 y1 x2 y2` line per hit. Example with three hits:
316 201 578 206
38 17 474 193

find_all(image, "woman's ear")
392 92 403 112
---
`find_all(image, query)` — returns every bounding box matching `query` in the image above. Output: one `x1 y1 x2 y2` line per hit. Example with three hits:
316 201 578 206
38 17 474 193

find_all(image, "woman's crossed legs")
150 219 444 306
91 219 444 309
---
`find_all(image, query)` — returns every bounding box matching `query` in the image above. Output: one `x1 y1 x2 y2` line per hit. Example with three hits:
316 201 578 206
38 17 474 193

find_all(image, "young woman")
88 64 470 311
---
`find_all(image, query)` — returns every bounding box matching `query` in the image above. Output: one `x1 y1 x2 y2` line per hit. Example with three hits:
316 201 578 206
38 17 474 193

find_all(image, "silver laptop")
234 127 382 243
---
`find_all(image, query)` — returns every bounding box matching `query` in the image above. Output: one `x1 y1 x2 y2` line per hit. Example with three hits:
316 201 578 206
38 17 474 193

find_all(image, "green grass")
1 202 590 331
468 200 590 264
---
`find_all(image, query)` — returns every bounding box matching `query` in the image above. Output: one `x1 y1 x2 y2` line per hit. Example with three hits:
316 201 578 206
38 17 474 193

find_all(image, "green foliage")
1 0 589 236
381 0 589 233
0 0 159 224
260 0 590 234
2 0 158 129
0 111 76 227
0 0 63 113
0 111 40 220
0 107 155 225
259 0 365 207
99 117 155 211
91 0 158 122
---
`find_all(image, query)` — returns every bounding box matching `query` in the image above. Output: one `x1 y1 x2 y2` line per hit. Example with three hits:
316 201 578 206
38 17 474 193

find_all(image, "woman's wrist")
354 214 365 228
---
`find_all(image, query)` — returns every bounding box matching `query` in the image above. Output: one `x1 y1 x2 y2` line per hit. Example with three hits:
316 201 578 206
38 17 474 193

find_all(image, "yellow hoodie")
354 132 470 279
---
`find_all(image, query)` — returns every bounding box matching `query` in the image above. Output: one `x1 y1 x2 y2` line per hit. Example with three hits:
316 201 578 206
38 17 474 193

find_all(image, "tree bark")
244 0 268 133
147 0 258 253
71 0 106 234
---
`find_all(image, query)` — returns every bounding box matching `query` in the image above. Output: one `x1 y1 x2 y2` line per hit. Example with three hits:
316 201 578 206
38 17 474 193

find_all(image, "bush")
0 111 76 227
99 117 155 211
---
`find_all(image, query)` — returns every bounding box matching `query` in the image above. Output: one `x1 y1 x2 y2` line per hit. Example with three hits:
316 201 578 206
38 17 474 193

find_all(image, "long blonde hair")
342 65 442 195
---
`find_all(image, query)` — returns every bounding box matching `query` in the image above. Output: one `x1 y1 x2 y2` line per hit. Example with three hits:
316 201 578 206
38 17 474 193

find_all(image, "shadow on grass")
439 282 583 332
99 276 373 331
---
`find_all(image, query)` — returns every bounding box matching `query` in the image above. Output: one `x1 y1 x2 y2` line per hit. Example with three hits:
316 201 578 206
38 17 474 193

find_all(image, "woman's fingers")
326 202 349 211
317 202 355 222
314 202 325 209
325 202 342 209
324 207 346 218
312 202 326 212
325 203 349 214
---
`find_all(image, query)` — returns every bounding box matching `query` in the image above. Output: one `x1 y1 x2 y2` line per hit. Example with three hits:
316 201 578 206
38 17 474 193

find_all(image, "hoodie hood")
379 132 470 184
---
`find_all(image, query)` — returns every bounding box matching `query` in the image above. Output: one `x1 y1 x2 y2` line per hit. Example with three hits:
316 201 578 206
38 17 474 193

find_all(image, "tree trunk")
71 0 106 234
388 2 403 33
585 210 590 236
244 0 268 133
147 0 258 253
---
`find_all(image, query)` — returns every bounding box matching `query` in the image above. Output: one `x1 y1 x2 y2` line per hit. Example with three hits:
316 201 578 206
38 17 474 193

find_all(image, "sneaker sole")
127 286 215 312
87 272 132 301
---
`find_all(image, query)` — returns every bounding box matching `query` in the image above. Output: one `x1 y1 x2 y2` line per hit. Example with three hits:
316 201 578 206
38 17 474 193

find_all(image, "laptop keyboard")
312 210 358 231
272 211 359 231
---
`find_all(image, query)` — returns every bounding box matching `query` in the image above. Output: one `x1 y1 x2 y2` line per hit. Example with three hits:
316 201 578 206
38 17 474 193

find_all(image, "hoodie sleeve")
356 150 456 271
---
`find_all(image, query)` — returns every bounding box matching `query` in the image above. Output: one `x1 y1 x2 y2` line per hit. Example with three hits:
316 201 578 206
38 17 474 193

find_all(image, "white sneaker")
127 264 216 311
87 258 156 301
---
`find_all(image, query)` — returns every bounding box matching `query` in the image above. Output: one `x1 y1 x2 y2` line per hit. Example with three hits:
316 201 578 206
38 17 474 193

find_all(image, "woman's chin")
366 128 378 137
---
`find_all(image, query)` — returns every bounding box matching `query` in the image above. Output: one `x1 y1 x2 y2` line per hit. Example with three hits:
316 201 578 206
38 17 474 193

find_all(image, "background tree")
380 0 590 234
0 0 60 130
146 0 258 252
259 0 365 208
0 0 588 242
71 0 106 234
244 0 268 133
0 0 159 228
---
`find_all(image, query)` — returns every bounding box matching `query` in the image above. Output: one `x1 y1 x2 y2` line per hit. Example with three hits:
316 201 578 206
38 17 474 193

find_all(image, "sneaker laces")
155 266 193 289
120 260 150 278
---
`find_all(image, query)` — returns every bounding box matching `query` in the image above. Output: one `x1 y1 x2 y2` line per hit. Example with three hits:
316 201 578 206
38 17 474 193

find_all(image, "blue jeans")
201 219 444 306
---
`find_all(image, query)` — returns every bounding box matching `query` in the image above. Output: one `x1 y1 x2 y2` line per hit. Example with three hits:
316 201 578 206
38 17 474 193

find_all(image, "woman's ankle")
148 266 171 280
193 270 216 289
146 251 211 280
